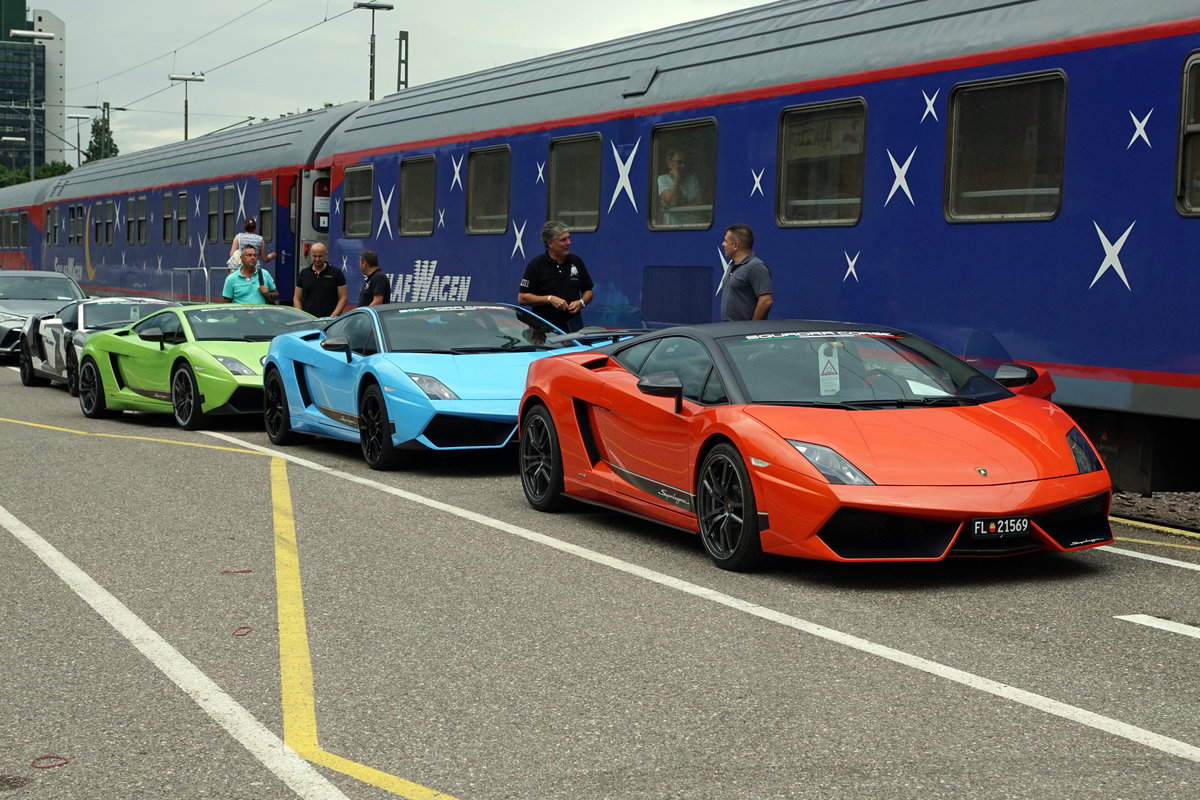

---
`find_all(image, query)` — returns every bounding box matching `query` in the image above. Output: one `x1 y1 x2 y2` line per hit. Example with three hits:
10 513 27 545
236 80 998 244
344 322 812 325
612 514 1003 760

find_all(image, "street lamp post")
168 73 205 140
353 3 394 101
67 113 88 166
9 29 54 182
1 135 25 175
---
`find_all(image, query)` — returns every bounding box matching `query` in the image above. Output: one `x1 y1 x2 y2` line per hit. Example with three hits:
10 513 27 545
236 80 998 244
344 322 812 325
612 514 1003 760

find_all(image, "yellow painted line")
1113 535 1200 552
0 416 262 455
1111 515 1200 540
270 457 458 800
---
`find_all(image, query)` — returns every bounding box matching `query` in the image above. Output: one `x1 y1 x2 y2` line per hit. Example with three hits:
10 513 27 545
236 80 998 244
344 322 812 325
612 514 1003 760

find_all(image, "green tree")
35 160 73 180
83 116 119 163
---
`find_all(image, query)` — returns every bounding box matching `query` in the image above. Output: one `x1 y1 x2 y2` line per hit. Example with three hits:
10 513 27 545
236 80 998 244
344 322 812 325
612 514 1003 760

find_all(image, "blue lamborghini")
262 302 607 469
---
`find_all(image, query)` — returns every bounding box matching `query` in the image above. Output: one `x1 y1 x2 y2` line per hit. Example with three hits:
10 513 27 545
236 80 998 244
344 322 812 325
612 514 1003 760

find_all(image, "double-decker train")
2 0 1199 493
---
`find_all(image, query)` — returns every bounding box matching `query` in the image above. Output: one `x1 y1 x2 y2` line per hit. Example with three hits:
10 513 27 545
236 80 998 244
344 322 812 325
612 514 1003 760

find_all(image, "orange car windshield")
720 331 1009 406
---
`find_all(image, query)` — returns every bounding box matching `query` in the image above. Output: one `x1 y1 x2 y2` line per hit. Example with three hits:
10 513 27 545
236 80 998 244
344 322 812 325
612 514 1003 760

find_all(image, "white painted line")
0 505 351 800
207 432 1200 764
1100 545 1200 572
1116 614 1200 640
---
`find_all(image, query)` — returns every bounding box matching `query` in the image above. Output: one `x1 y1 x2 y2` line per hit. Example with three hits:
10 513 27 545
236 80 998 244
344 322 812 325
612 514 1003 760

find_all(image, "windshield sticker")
818 342 841 396
745 330 898 340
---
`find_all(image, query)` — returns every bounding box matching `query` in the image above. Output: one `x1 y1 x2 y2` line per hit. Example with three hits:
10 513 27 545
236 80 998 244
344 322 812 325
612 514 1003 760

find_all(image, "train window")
137 195 147 245
126 196 136 245
206 188 218 244
466 147 510 234
222 184 235 241
259 180 273 242
94 202 102 245
778 100 866 226
162 194 173 244
105 200 115 246
44 208 53 245
207 187 218 243
649 120 716 230
548 134 601 232
67 206 75 246
177 192 187 244
343 165 374 237
1 215 8 248
19 211 27 248
76 205 84 245
399 156 436 236
945 71 1065 220
1178 55 1200 212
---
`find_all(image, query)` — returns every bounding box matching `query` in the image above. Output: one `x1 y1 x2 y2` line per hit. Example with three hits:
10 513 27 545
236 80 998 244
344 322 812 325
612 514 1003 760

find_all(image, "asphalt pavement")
1 363 1198 799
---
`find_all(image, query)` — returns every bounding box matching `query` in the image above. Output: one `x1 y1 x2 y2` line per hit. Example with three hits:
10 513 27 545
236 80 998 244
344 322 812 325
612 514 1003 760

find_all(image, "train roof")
324 0 1200 155
40 102 366 202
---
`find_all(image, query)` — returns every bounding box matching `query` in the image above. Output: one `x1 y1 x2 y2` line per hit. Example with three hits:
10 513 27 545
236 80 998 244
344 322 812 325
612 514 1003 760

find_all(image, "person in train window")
358 250 389 307
657 150 702 211
517 220 595 333
719 223 773 322
229 218 275 271
294 242 347 317
219 244 278 305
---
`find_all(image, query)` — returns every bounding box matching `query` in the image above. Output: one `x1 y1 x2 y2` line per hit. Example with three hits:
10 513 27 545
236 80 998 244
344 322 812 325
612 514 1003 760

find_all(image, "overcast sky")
39 0 769 157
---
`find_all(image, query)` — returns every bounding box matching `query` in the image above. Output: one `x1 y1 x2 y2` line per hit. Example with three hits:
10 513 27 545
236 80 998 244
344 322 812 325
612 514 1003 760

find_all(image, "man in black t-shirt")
518 221 595 332
294 242 347 317
358 250 390 307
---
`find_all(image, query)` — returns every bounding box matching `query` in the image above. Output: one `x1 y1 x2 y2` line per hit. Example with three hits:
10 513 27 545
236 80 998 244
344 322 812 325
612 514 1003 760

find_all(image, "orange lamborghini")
518 321 1112 570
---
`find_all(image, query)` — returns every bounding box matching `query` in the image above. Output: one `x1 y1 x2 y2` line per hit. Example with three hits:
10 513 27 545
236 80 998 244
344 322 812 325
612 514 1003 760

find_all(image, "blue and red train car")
2 0 1199 492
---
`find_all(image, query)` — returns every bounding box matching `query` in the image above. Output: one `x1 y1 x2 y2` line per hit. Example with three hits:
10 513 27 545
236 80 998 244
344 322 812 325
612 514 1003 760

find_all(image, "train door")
296 168 331 265
263 171 299 301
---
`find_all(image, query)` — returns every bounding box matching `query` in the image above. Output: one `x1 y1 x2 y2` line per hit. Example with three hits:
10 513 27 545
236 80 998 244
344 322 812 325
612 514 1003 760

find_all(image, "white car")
19 297 178 395
0 271 86 358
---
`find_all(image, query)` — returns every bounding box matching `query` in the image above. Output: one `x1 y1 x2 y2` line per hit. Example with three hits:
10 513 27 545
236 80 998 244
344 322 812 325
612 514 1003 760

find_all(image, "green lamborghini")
77 303 321 429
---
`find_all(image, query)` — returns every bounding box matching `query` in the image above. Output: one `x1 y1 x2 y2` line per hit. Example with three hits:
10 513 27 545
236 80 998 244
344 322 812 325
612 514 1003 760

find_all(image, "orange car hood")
744 397 1079 486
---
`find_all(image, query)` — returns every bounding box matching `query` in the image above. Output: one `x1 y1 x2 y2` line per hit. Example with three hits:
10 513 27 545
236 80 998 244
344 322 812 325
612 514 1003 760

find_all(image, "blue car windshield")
719 329 1012 406
184 306 320 342
379 305 568 352
0 273 85 302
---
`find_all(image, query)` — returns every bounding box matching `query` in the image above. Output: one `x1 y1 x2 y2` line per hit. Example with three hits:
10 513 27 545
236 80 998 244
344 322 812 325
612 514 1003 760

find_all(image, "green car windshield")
184 306 320 342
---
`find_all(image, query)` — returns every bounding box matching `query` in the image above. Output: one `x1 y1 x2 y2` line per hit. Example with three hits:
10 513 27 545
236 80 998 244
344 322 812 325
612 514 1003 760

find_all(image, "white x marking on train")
750 168 764 197
236 182 247 223
437 208 445 229
843 251 860 282
885 147 917 206
608 138 640 213
536 162 545 184
1090 221 1135 290
921 89 939 123
511 219 526 259
376 186 394 239
451 154 464 191
1128 109 1152 149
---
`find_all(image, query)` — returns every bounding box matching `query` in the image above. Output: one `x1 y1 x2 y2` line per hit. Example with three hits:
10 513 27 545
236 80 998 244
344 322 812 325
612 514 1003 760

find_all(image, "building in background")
0 2 66 174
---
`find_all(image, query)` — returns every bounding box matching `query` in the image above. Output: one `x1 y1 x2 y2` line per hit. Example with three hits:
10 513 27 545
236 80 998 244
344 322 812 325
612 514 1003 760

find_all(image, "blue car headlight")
1066 426 1104 474
214 355 256 376
788 441 875 485
407 373 460 400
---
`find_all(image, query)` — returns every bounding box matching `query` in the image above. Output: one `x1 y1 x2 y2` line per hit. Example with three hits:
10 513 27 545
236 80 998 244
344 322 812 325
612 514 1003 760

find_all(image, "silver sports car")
19 296 178 395
0 271 86 358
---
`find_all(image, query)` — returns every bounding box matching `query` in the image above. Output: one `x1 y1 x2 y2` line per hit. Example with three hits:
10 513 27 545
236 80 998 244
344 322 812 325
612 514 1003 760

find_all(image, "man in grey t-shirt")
720 224 774 321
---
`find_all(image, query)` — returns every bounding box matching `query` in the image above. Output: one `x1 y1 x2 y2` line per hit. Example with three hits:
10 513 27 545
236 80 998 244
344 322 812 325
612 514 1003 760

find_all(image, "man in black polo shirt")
518 220 595 332
358 250 390 307
293 242 347 317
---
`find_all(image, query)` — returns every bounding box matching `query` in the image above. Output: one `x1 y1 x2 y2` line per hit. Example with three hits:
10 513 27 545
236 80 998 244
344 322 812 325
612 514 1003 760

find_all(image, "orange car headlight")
788 441 874 485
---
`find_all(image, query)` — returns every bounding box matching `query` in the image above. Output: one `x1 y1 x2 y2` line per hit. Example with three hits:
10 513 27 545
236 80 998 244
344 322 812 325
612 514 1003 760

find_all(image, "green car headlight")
1066 426 1104 474
407 373 459 400
788 440 875 485
214 355 256 376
